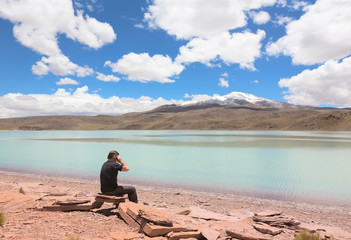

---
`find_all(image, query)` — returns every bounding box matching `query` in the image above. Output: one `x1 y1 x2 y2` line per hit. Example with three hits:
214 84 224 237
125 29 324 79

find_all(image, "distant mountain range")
1 91 351 131
180 91 304 109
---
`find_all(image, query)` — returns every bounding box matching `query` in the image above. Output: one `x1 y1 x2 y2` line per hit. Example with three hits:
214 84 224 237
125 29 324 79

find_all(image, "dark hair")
107 150 119 159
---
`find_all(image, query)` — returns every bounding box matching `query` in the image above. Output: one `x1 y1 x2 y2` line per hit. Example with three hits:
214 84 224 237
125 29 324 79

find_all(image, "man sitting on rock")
100 150 138 203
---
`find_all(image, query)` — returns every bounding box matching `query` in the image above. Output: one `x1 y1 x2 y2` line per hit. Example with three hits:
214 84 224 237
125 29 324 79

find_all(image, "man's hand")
117 156 129 172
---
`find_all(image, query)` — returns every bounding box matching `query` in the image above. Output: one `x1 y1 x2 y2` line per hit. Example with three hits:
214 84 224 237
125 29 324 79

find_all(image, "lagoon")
0 130 351 206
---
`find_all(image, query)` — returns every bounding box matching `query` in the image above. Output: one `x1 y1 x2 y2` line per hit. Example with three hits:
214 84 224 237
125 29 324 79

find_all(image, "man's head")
107 150 119 160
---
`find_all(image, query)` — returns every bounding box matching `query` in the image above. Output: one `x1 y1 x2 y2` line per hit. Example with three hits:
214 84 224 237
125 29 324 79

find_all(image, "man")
100 150 138 203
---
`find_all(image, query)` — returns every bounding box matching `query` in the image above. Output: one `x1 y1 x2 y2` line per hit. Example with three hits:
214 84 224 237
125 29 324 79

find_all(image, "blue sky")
1 0 351 118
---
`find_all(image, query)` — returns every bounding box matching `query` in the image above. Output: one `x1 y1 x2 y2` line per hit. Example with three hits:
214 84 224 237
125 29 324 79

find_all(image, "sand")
0 170 351 240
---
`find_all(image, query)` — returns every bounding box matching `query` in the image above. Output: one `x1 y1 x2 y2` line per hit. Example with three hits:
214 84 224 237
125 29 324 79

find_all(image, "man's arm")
117 156 129 172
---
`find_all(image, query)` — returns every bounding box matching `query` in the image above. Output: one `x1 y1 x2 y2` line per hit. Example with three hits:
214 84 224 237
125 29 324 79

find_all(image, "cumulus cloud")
249 11 271 25
218 78 229 88
267 0 351 65
105 53 184 83
56 77 79 85
144 0 276 40
0 86 182 118
96 72 120 82
176 30 266 70
0 0 116 76
32 54 94 77
279 56 351 106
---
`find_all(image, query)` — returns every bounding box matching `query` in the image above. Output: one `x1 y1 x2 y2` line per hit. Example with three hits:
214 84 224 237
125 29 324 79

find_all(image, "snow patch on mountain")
180 92 296 108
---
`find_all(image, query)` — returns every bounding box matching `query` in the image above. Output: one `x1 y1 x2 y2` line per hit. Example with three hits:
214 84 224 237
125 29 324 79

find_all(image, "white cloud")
144 0 276 40
250 11 271 25
221 72 229 78
176 30 266 70
56 77 79 85
105 53 184 83
218 78 229 88
267 0 351 65
32 54 94 77
96 72 120 82
279 56 351 106
273 15 293 26
0 86 182 118
0 0 115 76
290 0 309 10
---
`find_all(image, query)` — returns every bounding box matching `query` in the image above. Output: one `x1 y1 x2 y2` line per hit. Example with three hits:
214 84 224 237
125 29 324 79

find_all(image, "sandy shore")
1 170 351 239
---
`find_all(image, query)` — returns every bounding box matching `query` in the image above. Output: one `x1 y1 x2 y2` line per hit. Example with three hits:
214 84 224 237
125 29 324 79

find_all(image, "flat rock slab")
0 191 41 211
95 194 126 203
182 206 238 222
54 199 90 205
225 219 272 240
201 228 220 240
139 208 173 226
254 211 282 217
39 204 95 211
253 214 300 230
253 222 283 236
168 231 202 240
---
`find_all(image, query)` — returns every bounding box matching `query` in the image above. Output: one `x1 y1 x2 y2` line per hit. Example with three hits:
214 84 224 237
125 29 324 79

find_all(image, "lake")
0 130 350 206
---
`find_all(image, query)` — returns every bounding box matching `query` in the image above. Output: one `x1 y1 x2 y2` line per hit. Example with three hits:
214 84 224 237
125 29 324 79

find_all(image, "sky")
1 0 351 118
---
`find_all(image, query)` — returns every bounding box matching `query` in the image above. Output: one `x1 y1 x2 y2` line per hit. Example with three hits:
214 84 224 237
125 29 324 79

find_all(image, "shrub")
0 213 6 226
66 235 82 240
19 187 25 194
294 231 320 240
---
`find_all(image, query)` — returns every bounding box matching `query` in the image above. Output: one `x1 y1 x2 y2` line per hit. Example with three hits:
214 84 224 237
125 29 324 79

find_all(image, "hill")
1 104 351 130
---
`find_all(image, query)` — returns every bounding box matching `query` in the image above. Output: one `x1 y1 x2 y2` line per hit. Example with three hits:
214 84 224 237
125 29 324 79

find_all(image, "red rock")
252 222 283 235
118 203 141 231
168 231 202 240
200 228 220 240
254 211 282 217
139 208 173 226
110 231 140 240
142 223 192 237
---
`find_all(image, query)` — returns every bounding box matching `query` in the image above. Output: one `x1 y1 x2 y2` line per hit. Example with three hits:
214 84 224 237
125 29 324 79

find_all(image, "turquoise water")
0 130 351 206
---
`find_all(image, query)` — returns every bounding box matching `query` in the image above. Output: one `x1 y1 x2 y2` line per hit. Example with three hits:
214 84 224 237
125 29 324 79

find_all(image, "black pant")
103 185 138 203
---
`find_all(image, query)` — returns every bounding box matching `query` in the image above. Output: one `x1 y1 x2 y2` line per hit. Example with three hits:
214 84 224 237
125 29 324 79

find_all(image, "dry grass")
0 213 6 226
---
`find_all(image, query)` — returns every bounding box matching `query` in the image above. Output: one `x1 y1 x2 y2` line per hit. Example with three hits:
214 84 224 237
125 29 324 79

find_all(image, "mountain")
1 91 351 131
179 91 311 109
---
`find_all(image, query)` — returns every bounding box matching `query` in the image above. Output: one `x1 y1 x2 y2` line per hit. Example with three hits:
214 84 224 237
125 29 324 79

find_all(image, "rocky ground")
0 170 351 240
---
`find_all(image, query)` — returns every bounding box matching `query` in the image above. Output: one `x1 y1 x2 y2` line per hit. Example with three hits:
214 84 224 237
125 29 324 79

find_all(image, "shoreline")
1 169 351 226
1 167 351 209
1 169 351 239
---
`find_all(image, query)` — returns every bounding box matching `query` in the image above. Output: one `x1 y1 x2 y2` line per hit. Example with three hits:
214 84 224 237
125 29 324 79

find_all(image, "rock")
254 211 282 217
0 191 41 211
228 209 254 220
168 231 202 240
201 228 220 240
53 199 90 205
39 203 95 211
118 203 141 231
252 222 283 236
95 194 126 203
184 206 238 222
139 208 173 226
110 231 141 240
225 219 272 240
142 223 193 237
226 229 271 240
252 214 300 230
